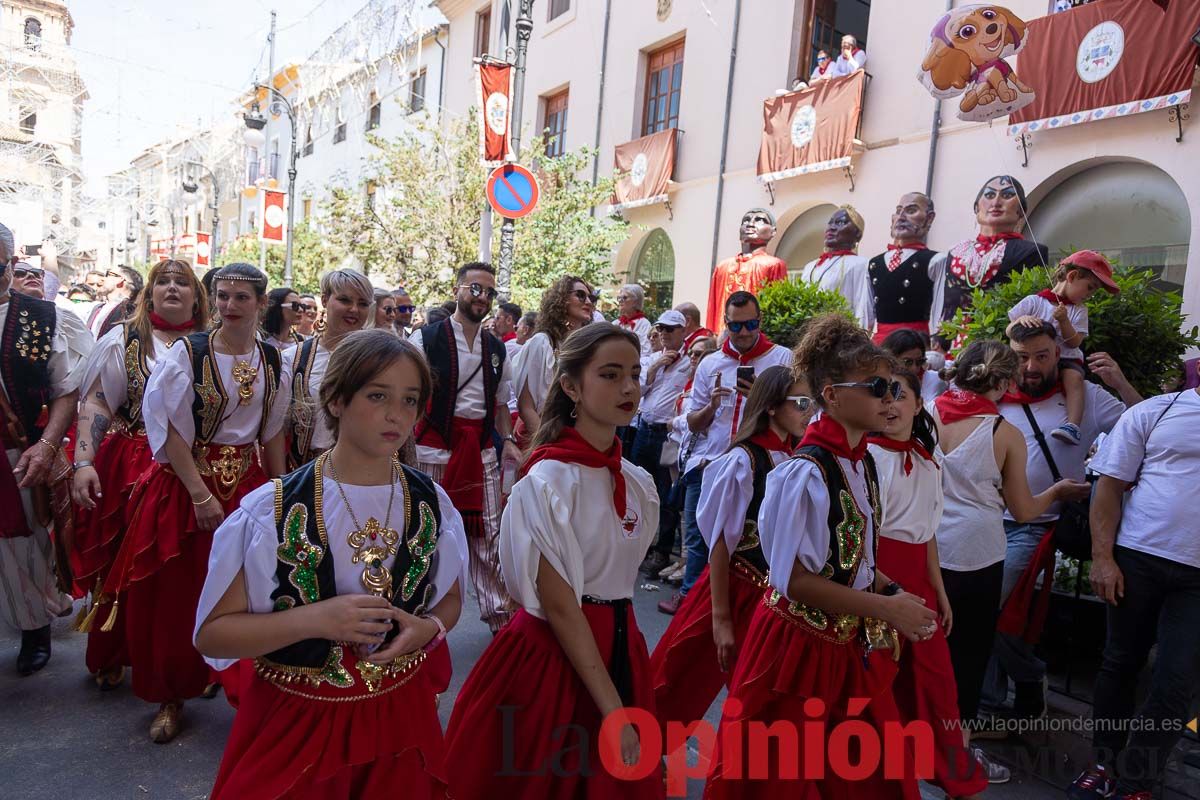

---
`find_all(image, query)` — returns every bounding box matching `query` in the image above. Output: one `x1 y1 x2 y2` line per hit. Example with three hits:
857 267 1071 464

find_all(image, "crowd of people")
1 185 1198 800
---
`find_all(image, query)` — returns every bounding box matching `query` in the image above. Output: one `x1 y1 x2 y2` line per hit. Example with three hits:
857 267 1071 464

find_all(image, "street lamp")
141 200 177 261
243 88 298 285
182 160 221 265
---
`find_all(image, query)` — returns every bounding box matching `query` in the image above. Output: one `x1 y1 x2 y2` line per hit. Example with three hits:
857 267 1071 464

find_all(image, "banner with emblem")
1008 0 1200 136
259 189 287 244
609 129 677 213
475 61 514 165
756 70 865 185
195 232 212 267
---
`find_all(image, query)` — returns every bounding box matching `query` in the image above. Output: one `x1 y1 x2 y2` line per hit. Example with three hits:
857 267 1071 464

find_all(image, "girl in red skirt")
195 330 466 800
445 323 664 799
703 314 938 800
100 262 289 742
71 258 208 691
868 369 989 798
650 364 813 732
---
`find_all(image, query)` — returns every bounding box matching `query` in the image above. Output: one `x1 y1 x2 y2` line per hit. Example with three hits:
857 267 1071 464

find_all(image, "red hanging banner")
260 189 286 244
475 61 514 165
195 232 212 267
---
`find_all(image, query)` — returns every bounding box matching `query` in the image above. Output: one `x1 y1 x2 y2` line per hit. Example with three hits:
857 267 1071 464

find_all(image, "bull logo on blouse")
621 508 639 538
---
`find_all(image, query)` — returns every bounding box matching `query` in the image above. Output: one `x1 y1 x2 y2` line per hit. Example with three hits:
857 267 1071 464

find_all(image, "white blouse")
142 337 291 462
80 325 173 412
282 339 334 451
512 331 556 413
194 475 469 670
499 459 659 619
868 444 943 546
759 455 878 600
697 446 789 557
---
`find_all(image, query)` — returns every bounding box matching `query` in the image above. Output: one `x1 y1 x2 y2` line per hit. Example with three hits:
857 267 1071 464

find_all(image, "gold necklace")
327 452 400 598
218 328 258 406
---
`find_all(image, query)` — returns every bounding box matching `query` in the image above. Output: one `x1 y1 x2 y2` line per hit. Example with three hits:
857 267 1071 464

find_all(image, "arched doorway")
631 228 675 318
775 203 837 276
1029 161 1190 291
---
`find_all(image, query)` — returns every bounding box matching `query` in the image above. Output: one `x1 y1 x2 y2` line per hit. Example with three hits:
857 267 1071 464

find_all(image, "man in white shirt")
410 262 521 633
632 310 693 577
0 221 94 675
658 291 791 615
832 34 868 76
797 206 874 328
981 322 1139 725
1067 385 1200 800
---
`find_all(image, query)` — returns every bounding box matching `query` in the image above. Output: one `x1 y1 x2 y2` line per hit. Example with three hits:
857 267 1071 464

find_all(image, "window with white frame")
367 91 381 130
333 108 347 143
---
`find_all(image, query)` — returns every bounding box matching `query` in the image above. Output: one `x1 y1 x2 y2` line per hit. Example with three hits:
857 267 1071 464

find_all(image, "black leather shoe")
16 625 51 676
639 550 670 576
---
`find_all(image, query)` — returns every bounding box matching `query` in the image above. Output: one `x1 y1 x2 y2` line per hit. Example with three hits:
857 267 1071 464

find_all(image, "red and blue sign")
486 163 540 220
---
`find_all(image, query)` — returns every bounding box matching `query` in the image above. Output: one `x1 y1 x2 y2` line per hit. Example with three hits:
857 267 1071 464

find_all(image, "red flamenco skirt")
102 443 267 705
444 605 665 800
210 648 448 800
878 538 988 798
650 562 768 735
703 593 921 800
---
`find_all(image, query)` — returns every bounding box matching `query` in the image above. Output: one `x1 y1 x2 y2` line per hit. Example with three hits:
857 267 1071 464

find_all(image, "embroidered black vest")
115 325 154 432
940 239 1050 323
869 249 937 325
264 455 444 668
179 330 282 445
0 293 57 443
417 317 505 448
793 445 882 588
730 442 772 581
287 336 321 469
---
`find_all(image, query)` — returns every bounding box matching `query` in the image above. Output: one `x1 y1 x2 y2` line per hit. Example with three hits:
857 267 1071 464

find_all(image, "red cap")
1061 249 1119 295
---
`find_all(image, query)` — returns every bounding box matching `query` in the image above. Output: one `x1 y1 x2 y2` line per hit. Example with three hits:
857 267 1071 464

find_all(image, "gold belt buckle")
195 445 249 501
863 617 901 661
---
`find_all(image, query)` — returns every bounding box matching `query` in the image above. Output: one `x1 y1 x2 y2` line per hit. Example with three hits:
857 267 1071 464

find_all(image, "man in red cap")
1007 249 1120 445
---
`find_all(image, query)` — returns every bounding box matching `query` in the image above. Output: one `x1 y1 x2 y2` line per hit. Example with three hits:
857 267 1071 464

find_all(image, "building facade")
434 0 1198 324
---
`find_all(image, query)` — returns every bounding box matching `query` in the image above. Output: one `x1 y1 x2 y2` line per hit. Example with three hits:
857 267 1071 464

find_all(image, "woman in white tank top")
931 340 1088 781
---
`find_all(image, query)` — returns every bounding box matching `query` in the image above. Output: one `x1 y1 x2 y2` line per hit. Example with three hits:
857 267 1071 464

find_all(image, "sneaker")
657 592 682 615
666 564 685 584
1066 766 1117 799
639 551 670 576
658 559 683 580
1052 422 1082 445
971 747 1010 784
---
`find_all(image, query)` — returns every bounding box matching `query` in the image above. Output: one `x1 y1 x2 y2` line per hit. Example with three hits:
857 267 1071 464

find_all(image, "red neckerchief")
800 415 867 463
887 243 928 252
501 331 517 342
682 327 715 351
1036 288 1074 306
748 429 796 454
149 312 193 332
866 435 937 476
1002 381 1063 405
975 232 1023 251
934 388 999 424
617 311 646 327
721 332 773 365
523 427 627 520
815 249 856 267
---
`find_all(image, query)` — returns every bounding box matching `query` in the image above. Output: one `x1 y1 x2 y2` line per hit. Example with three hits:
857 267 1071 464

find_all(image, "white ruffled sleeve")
48 304 95 398
80 326 130 411
759 457 831 601
194 480 281 670
262 348 293 443
498 466 581 618
697 447 754 557
142 339 195 462
513 332 556 412
430 483 469 606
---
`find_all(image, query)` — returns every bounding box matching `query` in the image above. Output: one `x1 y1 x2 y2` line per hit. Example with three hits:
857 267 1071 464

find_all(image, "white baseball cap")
655 309 687 328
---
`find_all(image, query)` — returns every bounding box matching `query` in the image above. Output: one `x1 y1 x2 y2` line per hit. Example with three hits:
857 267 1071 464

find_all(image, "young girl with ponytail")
444 323 664 798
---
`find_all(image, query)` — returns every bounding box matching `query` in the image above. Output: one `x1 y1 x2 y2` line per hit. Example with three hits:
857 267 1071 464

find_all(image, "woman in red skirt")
71 258 207 690
100 262 289 742
650 365 813 732
195 330 466 799
445 323 664 799
703 314 938 799
868 369 989 798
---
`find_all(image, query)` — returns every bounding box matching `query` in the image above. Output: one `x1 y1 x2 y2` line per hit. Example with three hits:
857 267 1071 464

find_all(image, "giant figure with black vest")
869 192 946 344
0 221 93 676
411 262 522 634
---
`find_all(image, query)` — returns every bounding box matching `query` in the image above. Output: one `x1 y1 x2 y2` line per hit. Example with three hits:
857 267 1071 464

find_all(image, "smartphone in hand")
736 366 755 385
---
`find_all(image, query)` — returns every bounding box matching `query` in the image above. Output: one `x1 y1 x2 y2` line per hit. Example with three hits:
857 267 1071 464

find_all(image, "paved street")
0 575 1073 800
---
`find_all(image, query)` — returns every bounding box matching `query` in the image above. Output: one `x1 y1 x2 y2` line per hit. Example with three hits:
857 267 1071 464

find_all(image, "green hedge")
757 277 856 349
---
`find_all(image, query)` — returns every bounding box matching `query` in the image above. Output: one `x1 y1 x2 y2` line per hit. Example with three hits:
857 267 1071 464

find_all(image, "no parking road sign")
486 163 540 220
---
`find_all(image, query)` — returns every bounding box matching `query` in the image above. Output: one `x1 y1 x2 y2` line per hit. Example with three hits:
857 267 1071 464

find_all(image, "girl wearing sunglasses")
650 364 814 736
261 287 303 351
704 314 935 798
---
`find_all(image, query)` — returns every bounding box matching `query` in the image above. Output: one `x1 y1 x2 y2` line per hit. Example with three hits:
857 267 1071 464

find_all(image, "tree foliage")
220 221 332 294
940 264 1199 398
758 277 856 348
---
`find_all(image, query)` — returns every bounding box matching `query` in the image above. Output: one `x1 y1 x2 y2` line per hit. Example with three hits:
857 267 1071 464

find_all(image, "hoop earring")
570 403 578 419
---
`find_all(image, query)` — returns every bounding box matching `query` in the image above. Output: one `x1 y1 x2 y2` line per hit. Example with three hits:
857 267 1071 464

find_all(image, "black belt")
582 596 633 707
639 421 669 431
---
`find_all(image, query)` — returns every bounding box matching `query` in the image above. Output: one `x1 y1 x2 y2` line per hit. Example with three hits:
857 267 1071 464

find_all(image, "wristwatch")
421 613 447 653
502 435 518 445
73 460 95 470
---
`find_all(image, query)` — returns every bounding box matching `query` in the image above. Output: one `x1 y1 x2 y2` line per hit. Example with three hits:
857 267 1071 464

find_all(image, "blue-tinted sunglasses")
725 318 761 333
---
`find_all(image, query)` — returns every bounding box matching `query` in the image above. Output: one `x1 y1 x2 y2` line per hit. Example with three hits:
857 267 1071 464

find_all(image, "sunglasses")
460 282 498 301
570 289 595 304
786 395 815 413
724 318 761 333
831 377 902 400
654 323 681 332
14 267 44 279
899 356 927 369
817 55 829 62
381 306 397 315
396 304 416 313
286 301 307 312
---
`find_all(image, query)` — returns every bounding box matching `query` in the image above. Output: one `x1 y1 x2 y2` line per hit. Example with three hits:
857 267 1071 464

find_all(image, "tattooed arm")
71 376 114 510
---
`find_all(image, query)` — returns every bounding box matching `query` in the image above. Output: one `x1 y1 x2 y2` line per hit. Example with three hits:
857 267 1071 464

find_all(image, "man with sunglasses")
86 265 143 340
410 262 519 633
660 291 792 615
0 221 94 675
391 287 416 338
705 208 788 333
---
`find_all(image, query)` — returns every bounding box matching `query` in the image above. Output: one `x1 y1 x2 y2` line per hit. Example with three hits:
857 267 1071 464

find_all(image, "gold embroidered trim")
193 444 253 501
122 336 149 426
254 646 426 702
764 589 861 644
193 352 224 444
730 555 770 589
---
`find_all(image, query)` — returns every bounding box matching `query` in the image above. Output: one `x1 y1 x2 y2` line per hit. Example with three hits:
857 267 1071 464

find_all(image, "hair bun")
969 363 988 380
